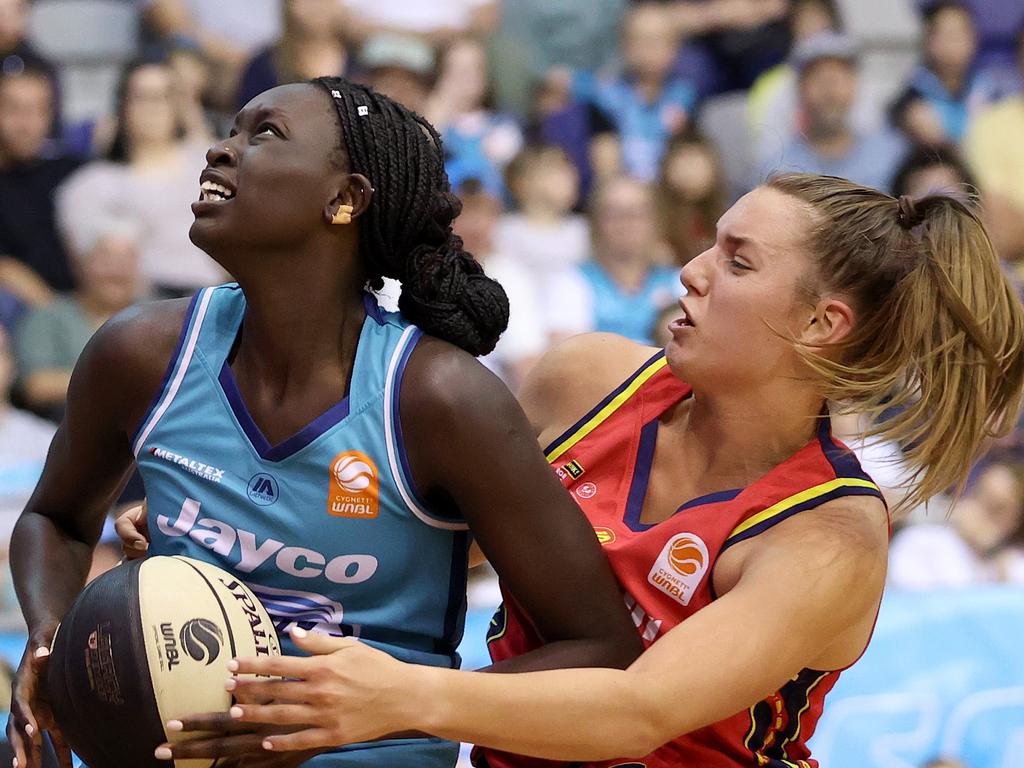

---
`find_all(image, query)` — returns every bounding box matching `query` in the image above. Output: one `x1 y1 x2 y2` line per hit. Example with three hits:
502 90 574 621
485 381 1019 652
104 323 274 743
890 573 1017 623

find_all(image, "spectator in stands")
56 60 224 298
660 0 792 99
0 68 80 311
236 0 350 110
452 179 545 390
748 1 881 161
754 33 906 192
0 0 57 108
426 38 523 197
337 0 501 47
488 0 628 116
889 462 1024 589
655 130 726 266
892 144 976 202
964 25 1024 265
889 2 981 148
141 0 285 109
14 219 140 421
357 34 435 115
545 4 696 183
544 176 679 344
495 144 589 279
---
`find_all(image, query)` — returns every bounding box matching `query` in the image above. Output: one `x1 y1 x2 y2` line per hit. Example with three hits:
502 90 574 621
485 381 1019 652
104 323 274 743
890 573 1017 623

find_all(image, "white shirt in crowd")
341 0 493 33
888 524 1024 590
493 213 590 279
56 143 227 292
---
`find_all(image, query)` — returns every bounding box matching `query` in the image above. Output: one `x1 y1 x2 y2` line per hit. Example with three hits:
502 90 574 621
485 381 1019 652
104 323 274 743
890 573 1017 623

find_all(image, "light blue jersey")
134 284 468 768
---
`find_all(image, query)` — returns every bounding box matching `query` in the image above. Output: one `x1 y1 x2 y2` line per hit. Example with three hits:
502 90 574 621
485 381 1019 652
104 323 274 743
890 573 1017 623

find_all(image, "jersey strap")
543 350 667 462
132 286 215 457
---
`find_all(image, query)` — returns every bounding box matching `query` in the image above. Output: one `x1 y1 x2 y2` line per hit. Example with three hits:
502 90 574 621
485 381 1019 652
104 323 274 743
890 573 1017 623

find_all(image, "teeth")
199 180 235 201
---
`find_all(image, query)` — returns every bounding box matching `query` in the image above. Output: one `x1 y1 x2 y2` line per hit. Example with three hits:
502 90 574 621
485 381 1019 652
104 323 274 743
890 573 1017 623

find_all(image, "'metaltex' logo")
150 447 226 484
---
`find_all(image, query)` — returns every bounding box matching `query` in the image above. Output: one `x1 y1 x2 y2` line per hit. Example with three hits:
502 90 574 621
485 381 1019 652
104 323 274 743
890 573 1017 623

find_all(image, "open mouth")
199 180 235 203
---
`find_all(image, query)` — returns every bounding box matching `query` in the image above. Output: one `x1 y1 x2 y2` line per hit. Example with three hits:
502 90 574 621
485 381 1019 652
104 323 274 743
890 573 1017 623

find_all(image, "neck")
936 66 965 94
228 239 365 392
520 203 564 225
674 378 825 488
594 248 650 291
807 126 854 159
633 72 665 103
129 141 179 167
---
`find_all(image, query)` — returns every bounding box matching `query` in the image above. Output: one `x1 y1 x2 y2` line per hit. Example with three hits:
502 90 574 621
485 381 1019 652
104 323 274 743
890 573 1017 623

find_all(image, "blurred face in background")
591 178 657 262
0 0 27 51
122 64 179 149
285 0 339 38
453 189 502 257
791 0 839 43
436 38 488 112
799 58 857 138
512 148 579 217
901 162 967 199
0 73 52 162
622 5 679 83
76 234 140 313
367 67 429 115
925 5 977 80
954 464 1024 553
663 141 719 203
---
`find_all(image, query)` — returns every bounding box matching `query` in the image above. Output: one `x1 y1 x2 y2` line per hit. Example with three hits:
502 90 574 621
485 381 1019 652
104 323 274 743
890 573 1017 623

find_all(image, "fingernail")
166 720 183 732
24 724 34 737
13 757 18 767
134 541 149 550
227 659 239 672
224 678 237 691
291 627 307 638
154 747 173 760
229 706 243 719
33 647 50 659
262 739 274 751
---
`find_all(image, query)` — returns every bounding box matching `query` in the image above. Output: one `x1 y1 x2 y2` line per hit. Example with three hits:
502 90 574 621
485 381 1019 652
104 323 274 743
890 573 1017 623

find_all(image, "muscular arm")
402 337 643 672
407 499 888 760
11 301 187 645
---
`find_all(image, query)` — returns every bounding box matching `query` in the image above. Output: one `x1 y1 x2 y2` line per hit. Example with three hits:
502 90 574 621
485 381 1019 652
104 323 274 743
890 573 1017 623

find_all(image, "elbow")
612 697 678 759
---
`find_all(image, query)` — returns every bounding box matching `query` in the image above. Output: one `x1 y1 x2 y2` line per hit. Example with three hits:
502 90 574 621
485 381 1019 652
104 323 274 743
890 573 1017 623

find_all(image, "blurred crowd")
0 0 1022 643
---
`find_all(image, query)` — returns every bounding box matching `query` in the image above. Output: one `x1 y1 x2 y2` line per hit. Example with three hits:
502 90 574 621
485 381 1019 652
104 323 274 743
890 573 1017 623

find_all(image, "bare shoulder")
519 333 660 440
74 298 193 434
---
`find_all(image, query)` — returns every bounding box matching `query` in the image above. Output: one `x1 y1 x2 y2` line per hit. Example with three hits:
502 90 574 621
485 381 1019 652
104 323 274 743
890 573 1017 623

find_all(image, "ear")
799 296 856 352
323 173 374 224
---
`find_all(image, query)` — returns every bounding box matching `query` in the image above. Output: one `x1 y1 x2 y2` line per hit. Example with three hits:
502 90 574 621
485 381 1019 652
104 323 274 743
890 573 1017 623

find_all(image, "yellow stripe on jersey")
725 477 880 544
545 356 669 463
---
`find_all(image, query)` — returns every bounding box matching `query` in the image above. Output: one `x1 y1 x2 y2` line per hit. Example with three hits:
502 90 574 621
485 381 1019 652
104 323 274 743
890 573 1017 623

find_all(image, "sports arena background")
1 1 1023 766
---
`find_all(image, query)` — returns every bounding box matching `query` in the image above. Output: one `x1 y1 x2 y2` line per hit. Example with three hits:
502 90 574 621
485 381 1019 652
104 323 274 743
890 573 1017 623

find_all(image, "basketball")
44 556 281 768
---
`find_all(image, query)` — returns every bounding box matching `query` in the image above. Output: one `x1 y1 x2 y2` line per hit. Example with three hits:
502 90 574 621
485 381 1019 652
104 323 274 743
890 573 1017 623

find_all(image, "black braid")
313 76 509 356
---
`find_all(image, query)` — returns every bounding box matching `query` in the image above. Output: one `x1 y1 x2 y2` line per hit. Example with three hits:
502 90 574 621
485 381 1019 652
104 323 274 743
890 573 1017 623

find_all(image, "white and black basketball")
45 555 281 768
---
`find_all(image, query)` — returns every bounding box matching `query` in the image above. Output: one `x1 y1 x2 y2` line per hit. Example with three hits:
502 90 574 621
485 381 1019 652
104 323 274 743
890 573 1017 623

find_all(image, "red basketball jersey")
475 351 884 768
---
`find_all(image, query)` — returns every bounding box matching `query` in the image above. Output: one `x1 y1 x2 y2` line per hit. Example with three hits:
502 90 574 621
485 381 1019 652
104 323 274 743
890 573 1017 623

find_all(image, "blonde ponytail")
769 174 1024 513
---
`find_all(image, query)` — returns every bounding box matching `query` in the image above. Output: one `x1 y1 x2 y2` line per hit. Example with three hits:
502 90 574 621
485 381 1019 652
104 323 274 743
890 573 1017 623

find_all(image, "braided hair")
314 76 509 357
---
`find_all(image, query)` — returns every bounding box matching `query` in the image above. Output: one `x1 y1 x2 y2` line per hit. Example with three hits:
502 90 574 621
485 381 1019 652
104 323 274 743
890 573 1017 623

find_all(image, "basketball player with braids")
6 78 643 768
181 176 1024 767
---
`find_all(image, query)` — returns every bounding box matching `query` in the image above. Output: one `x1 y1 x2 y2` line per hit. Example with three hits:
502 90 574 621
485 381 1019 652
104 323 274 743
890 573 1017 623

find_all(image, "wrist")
402 664 449 734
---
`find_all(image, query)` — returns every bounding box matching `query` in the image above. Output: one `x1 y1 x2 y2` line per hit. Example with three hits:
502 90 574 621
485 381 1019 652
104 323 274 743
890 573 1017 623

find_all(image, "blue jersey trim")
218 361 352 463
676 487 743 513
390 328 465 525
543 349 666 457
437 530 470 664
623 418 659 532
818 415 874 482
131 290 201 449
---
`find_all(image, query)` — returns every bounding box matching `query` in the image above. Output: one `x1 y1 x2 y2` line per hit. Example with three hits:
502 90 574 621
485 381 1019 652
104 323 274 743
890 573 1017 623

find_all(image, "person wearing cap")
358 34 436 114
754 32 907 193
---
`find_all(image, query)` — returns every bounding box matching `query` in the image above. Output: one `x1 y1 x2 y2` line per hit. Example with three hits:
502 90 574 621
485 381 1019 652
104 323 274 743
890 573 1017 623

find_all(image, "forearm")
11 510 96 642
414 665 662 761
481 636 638 674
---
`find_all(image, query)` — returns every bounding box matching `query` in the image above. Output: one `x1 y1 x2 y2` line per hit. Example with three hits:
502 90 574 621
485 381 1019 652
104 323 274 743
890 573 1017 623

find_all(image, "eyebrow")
231 105 291 132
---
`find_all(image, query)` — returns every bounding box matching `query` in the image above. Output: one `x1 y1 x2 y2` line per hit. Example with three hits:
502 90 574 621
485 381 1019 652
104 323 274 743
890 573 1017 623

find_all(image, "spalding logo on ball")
46 555 281 768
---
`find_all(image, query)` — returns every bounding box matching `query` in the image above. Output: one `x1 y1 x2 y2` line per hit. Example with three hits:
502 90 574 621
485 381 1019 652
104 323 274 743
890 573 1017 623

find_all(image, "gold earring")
332 204 354 225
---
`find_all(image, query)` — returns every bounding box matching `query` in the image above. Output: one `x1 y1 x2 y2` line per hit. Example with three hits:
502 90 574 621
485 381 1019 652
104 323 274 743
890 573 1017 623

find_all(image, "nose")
205 139 237 167
680 249 711 296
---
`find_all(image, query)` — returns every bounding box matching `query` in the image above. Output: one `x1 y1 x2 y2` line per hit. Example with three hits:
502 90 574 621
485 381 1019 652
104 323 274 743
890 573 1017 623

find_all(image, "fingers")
28 646 49 675
227 677 307 704
261 728 338 753
47 730 74 768
6 716 28 768
166 712 255 734
115 503 149 559
228 655 319 679
227 703 319 728
289 627 358 656
155 733 266 761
